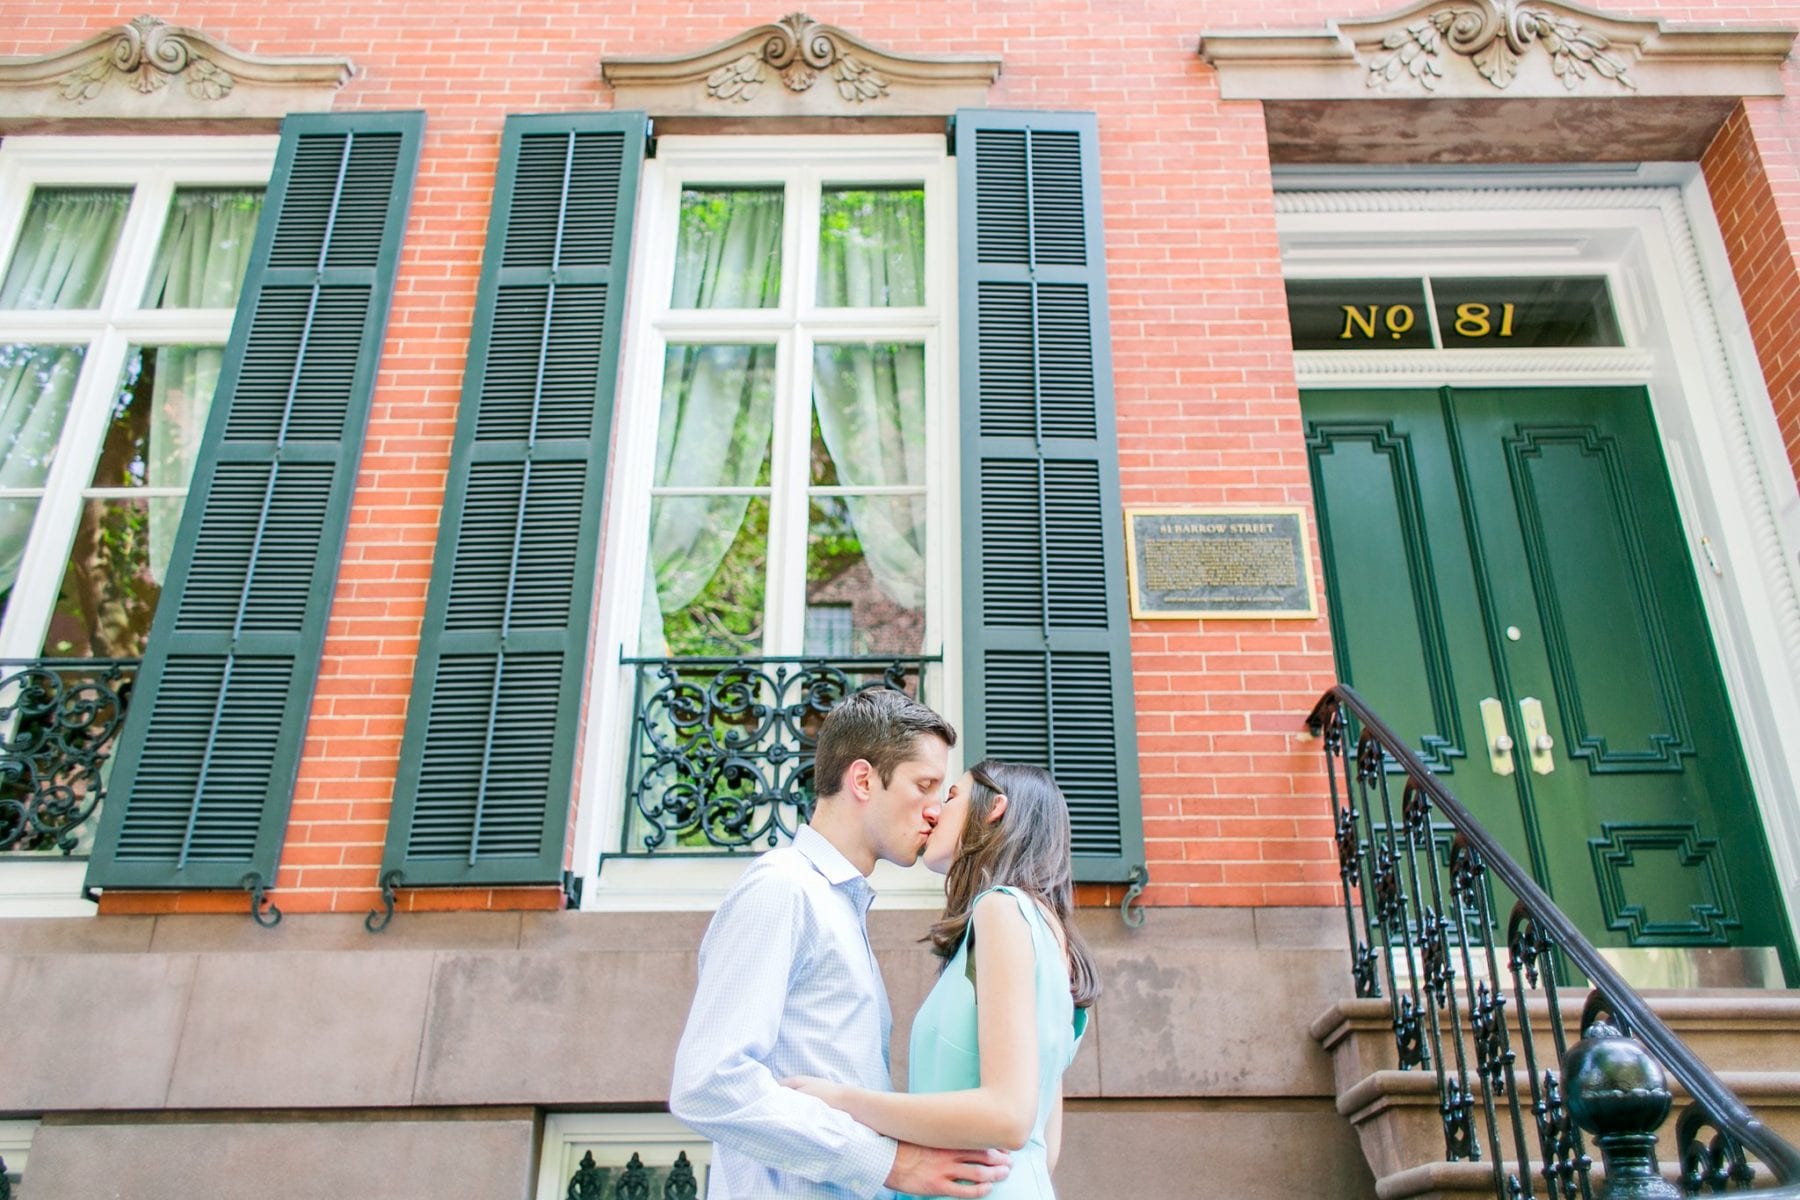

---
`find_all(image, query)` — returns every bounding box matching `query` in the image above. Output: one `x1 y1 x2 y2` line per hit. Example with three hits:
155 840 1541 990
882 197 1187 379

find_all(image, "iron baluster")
665 1151 699 1200
1510 904 1595 1200
566 1150 602 1200
1393 782 1435 1070
1448 836 1500 1177
1367 735 1415 1063
1677 1105 1757 1195
615 1152 652 1200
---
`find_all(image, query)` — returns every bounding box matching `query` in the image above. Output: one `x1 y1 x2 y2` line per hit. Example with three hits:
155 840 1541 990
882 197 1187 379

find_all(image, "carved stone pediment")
602 13 1000 117
0 15 352 124
1199 0 1794 101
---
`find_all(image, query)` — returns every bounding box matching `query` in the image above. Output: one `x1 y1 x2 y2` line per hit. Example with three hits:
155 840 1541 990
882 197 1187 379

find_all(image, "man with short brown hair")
671 689 1010 1199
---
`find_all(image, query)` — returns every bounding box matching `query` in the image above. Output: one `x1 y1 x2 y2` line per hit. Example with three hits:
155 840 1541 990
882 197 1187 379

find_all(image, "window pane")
1431 276 1623 348
0 188 131 310
817 187 924 307
810 343 926 487
0 496 42 624
141 188 265 309
806 495 925 656
655 345 776 489
0 343 86 616
89 346 220 490
671 188 783 309
643 495 769 658
39 497 163 658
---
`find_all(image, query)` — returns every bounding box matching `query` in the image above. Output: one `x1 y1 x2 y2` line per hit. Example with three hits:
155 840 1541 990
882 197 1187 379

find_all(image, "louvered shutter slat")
382 113 646 886
957 110 1144 884
86 112 425 891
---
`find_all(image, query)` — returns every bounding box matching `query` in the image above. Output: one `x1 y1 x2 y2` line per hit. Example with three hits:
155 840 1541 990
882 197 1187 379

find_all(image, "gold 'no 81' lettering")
1339 304 1416 341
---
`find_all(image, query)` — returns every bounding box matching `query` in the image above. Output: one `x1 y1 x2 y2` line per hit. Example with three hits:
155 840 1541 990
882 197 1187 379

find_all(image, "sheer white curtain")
0 189 129 311
0 190 131 607
140 188 262 582
642 190 784 654
813 190 927 611
0 347 84 608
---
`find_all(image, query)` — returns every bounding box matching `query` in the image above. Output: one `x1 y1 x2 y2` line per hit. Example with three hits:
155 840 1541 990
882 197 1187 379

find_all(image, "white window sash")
574 135 961 910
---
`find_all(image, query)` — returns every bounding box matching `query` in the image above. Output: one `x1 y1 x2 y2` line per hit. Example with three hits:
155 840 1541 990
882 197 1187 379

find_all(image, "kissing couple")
671 688 1098 1199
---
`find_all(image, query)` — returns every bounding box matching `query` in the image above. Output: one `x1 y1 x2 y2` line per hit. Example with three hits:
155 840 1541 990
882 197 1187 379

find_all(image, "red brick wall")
1704 90 1800 485
11 1 1793 917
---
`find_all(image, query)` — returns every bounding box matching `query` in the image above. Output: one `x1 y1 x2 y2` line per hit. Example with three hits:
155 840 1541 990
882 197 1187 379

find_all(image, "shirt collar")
794 824 871 890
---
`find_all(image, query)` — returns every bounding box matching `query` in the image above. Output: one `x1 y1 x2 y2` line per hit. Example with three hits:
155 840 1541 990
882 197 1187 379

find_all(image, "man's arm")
669 866 897 1197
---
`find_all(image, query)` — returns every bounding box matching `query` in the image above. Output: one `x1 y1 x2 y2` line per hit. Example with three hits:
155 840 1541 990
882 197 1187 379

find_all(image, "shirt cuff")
840 1126 899 1199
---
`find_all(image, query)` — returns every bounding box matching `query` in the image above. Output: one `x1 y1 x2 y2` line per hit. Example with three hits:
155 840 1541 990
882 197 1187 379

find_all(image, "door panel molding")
1590 821 1740 947
1307 418 1467 771
1503 423 1694 773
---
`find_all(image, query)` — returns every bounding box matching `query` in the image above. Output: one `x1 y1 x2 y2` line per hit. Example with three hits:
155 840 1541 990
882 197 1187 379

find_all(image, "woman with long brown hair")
785 759 1099 1198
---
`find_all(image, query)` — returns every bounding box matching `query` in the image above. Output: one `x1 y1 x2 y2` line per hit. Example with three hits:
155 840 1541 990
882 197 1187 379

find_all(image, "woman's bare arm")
784 891 1042 1150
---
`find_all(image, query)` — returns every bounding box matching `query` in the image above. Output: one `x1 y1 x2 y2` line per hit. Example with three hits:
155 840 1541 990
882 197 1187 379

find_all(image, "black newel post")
1563 1004 1682 1200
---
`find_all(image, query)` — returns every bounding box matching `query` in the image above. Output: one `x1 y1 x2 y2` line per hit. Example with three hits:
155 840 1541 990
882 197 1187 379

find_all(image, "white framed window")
535 1114 711 1200
0 136 275 661
575 135 960 908
0 136 275 903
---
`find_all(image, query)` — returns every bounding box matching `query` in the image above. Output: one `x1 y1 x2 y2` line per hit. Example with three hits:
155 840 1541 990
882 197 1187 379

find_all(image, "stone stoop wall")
0 907 1375 1199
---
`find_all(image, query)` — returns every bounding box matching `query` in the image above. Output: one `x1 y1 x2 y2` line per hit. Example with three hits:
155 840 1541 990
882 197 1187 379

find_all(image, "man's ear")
985 793 1008 824
848 758 875 802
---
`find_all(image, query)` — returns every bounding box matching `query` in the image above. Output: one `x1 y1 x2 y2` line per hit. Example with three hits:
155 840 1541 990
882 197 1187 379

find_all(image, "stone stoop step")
1312 991 1800 1196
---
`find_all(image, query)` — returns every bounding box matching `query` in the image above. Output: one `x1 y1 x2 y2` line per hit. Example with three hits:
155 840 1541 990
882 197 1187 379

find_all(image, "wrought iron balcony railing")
620 654 937 855
0 657 139 857
1308 684 1800 1200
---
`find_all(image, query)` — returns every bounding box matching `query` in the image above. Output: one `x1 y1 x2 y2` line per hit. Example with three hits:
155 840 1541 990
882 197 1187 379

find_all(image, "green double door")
1305 386 1795 981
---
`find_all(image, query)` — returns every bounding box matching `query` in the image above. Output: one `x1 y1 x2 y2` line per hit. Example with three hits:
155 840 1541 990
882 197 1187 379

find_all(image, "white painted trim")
0 1119 33 1183
0 860 96 917
573 135 961 912
1279 174 1800 952
535 1113 712 1200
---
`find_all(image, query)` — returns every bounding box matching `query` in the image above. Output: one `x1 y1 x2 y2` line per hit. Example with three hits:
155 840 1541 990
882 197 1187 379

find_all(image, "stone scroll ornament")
706 13 889 103
1367 0 1636 91
58 14 235 103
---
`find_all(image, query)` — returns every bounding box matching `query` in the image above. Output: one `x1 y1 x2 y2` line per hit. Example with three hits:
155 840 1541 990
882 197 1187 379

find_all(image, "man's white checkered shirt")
671 825 899 1199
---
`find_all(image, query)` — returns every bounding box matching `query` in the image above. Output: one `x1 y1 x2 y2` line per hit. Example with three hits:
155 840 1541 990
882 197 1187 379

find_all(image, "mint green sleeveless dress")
903 886 1089 1200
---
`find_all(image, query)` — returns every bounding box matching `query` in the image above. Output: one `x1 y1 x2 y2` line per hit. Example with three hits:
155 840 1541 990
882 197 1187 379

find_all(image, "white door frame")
1276 164 1800 953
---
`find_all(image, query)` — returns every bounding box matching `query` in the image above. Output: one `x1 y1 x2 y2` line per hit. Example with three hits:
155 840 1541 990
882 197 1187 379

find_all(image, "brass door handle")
1479 697 1515 776
1519 697 1554 774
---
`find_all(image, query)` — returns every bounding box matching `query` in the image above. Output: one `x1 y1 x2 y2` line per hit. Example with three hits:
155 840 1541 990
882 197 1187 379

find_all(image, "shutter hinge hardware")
241 872 282 928
562 869 583 909
944 114 956 157
365 869 405 933
645 118 657 160
1119 864 1148 928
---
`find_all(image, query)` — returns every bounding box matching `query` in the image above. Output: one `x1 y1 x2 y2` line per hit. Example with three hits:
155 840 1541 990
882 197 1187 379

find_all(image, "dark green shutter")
955 110 1144 884
86 111 425 890
381 112 645 886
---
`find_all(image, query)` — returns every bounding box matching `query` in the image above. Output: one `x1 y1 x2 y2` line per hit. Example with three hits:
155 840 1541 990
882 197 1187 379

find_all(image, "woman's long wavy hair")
926 759 1100 1008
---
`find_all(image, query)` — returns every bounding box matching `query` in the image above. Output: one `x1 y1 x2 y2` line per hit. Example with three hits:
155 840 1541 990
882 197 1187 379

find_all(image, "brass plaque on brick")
1123 507 1318 620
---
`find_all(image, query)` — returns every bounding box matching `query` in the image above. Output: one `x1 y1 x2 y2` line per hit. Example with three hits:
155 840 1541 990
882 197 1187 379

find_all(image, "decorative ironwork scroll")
564 1149 703 1200
1306 684 1800 1200
622 655 934 854
0 658 138 855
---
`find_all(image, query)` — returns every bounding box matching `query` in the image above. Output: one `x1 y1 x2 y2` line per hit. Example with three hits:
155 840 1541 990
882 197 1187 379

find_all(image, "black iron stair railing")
0 657 140 856
1308 684 1800 1200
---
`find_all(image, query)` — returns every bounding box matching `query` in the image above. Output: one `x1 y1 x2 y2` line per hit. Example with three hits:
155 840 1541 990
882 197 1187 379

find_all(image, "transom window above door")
603 137 957 857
